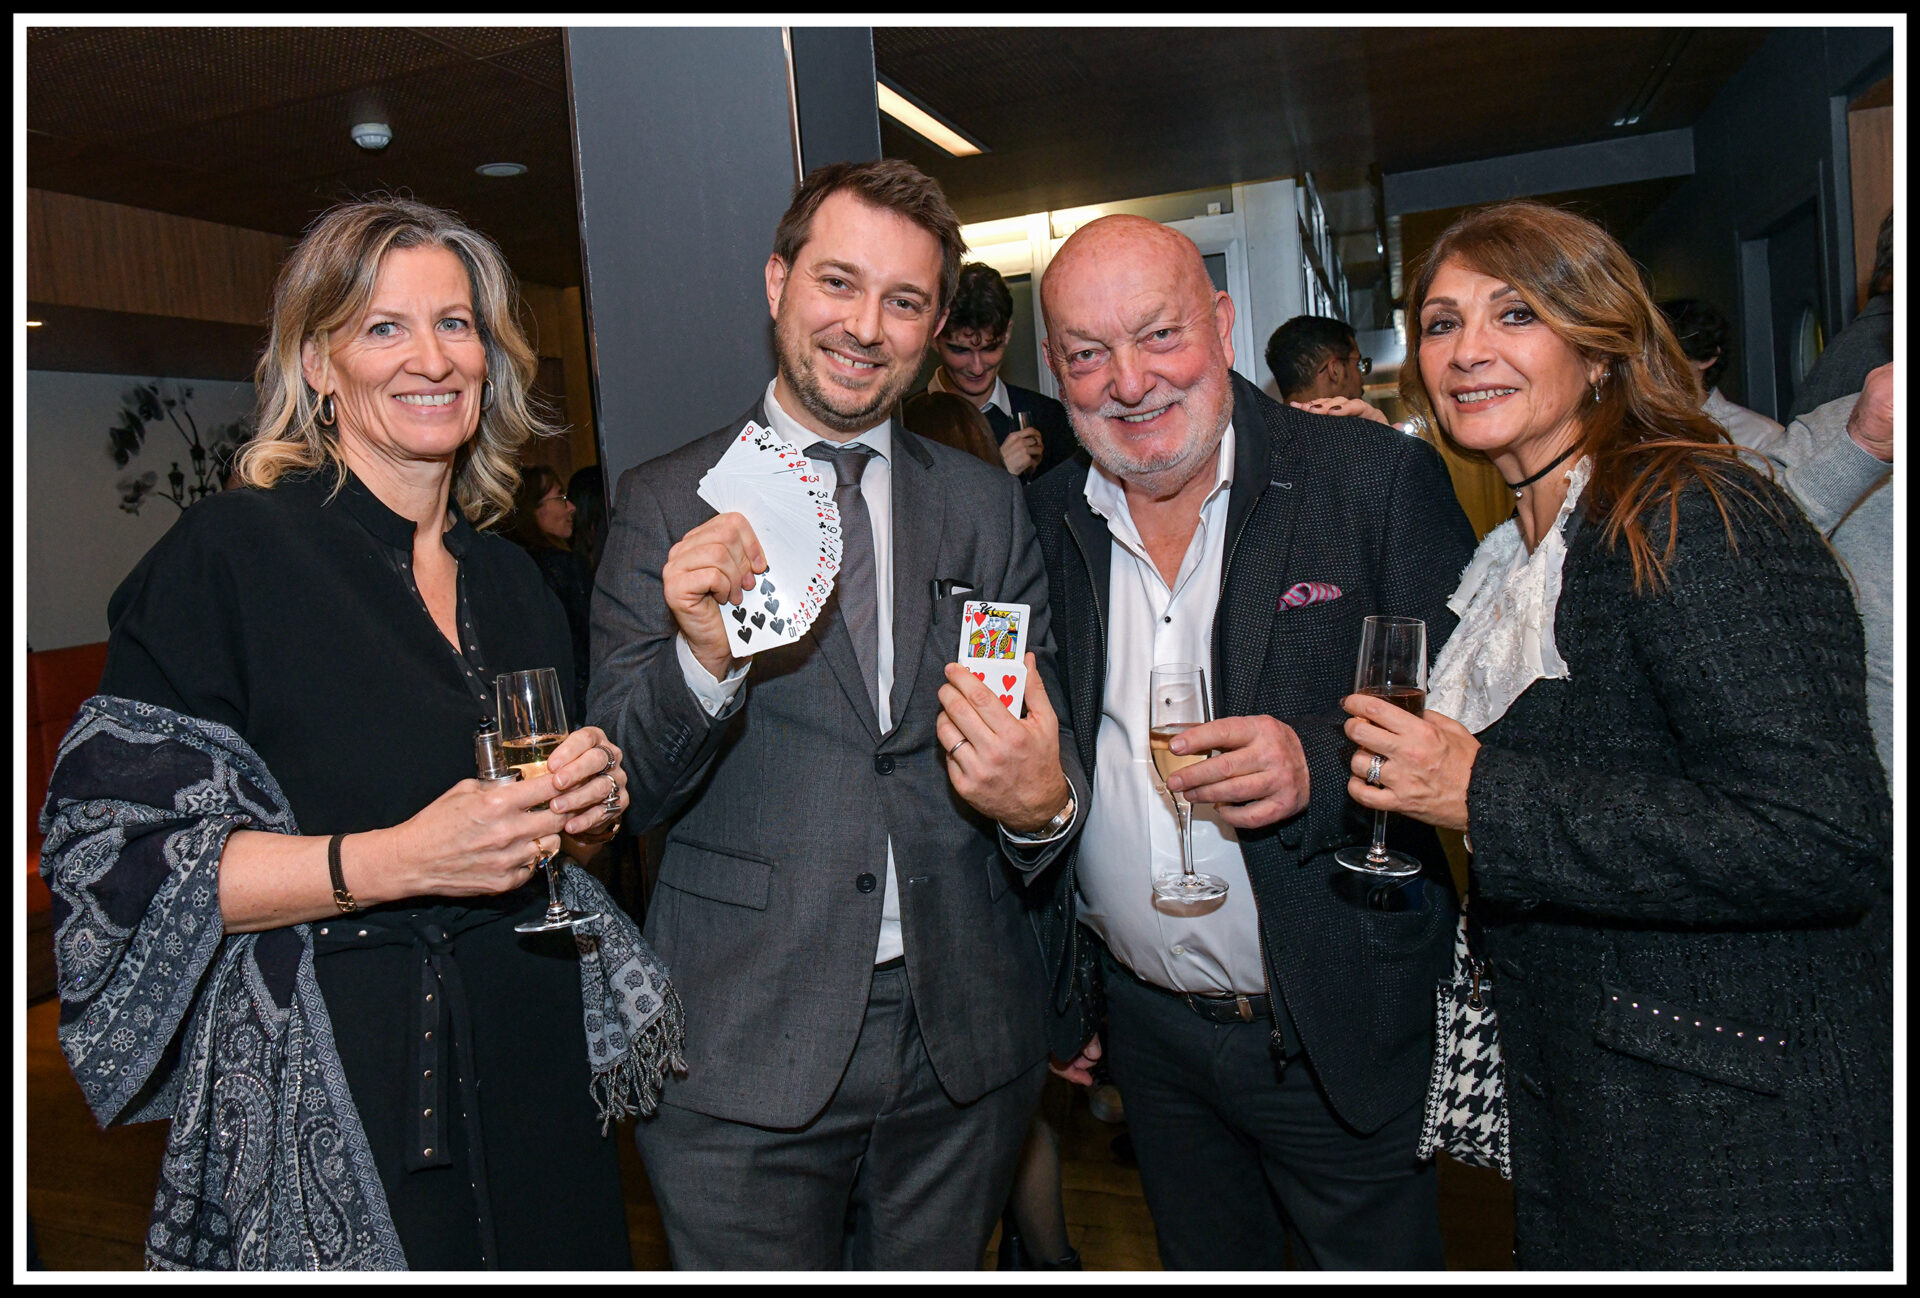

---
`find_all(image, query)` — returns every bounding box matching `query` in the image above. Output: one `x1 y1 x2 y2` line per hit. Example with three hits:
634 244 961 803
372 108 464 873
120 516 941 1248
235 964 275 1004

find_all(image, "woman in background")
508 463 592 703
1343 201 1890 1268
902 389 1003 467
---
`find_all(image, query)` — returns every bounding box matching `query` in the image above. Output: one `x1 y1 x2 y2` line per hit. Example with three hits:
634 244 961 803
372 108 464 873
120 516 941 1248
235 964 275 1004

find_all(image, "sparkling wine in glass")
496 667 602 933
1149 664 1229 903
1335 616 1428 879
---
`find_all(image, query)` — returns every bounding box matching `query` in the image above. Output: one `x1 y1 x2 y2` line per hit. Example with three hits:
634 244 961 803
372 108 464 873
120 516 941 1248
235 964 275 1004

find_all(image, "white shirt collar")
764 379 891 460
928 366 1011 419
1082 421 1235 527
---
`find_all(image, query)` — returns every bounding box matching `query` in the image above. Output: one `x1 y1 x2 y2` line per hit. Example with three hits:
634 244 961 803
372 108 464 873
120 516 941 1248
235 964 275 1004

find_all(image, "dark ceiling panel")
28 28 579 288
26 25 1772 309
485 41 568 92
873 26 1769 224
28 28 464 142
408 27 553 59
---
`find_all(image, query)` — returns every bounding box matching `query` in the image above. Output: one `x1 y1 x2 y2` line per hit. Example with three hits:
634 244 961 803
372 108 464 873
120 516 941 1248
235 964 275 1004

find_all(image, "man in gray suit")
588 159 1086 1270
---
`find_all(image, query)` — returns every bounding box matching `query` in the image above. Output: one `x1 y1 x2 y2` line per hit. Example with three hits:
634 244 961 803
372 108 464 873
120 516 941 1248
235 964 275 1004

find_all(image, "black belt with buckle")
1181 989 1271 1024
1116 956 1269 1024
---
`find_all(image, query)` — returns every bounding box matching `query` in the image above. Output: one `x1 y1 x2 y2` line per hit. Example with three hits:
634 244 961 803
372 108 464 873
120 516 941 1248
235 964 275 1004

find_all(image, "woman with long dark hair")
1342 201 1890 1268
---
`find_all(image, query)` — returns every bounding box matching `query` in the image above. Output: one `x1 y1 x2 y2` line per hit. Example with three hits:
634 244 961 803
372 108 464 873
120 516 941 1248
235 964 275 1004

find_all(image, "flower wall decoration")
108 380 251 514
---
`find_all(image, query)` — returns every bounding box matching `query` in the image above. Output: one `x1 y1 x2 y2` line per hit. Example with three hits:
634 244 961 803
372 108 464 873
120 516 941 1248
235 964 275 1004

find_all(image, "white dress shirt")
928 366 1013 422
1074 423 1269 995
677 380 904 963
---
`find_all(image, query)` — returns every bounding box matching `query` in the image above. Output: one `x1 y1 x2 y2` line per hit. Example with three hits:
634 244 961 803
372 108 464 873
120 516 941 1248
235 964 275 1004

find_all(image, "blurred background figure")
1743 363 1893 779
509 464 591 705
1658 297 1783 452
1790 209 1892 420
1265 315 1368 404
567 463 609 587
902 389 1002 466
925 262 1077 480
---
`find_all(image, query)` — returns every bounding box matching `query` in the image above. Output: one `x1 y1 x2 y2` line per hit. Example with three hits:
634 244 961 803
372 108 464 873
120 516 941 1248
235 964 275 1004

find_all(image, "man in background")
927 262 1078 480
1658 297 1783 452
1264 314 1368 405
1791 209 1892 420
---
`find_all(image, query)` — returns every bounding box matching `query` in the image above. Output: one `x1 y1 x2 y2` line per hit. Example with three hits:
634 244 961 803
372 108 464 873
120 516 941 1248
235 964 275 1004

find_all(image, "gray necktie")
807 441 880 717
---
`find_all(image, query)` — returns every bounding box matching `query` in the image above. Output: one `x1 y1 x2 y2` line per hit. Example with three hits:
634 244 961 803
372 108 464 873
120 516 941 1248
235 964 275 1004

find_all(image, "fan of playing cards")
696 422 845 656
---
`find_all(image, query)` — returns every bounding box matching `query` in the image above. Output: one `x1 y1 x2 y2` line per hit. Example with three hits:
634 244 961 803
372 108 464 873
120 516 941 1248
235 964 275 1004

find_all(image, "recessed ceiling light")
26 320 43 327
476 162 527 178
876 80 985 158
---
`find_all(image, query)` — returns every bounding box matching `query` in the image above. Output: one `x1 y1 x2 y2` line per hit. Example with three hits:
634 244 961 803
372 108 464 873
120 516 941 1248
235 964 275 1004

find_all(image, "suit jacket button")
856 872 877 893
873 755 895 775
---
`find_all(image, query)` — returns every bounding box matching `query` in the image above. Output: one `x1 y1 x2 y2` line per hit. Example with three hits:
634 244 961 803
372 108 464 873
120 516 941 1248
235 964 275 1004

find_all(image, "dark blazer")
1024 371 1478 1135
1466 481 1891 1268
588 398 1086 1129
1003 382 1081 480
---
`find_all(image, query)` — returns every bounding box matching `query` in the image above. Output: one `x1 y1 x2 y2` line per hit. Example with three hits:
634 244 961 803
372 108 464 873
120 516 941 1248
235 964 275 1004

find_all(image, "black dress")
1464 480 1892 1268
102 469 631 1271
523 542 593 705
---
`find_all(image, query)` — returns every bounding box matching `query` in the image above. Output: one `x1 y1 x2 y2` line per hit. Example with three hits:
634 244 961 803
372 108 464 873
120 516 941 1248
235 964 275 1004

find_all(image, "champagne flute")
1335 616 1428 879
496 667 603 933
1149 664 1229 902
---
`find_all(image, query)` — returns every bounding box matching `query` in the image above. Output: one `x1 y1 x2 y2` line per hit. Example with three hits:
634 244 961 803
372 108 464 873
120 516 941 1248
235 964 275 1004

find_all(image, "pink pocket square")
1279 581 1342 610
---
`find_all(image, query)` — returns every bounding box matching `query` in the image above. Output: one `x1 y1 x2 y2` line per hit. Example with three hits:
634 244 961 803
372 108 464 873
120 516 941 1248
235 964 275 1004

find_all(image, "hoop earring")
316 392 337 429
480 379 495 412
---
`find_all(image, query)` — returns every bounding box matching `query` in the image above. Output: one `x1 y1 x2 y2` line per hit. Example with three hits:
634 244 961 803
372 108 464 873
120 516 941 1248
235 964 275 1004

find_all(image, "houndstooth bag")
1416 905 1512 1178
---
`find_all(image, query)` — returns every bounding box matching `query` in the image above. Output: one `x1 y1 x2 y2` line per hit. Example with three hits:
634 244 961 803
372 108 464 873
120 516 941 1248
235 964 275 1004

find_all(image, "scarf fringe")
589 979 688 1134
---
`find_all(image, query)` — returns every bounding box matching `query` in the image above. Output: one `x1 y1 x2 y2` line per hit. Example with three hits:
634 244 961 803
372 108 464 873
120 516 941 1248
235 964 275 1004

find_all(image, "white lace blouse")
1427 456 1592 735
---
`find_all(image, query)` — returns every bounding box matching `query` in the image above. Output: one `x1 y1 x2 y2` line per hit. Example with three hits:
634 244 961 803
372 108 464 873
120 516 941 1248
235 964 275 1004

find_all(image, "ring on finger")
597 743 618 776
949 736 970 757
1365 754 1385 787
603 773 621 810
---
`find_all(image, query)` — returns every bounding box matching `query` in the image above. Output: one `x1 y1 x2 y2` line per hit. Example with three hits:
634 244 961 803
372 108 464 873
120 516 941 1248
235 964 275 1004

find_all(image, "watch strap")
328 832 359 913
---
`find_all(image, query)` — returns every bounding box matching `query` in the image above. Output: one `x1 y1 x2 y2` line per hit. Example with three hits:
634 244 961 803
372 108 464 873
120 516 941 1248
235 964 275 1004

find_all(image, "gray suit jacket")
589 397 1084 1127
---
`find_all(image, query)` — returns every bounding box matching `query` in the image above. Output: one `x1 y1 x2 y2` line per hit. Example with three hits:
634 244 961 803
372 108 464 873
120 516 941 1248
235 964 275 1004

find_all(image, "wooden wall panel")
1847 103 1892 310
27 189 291 326
517 281 598 472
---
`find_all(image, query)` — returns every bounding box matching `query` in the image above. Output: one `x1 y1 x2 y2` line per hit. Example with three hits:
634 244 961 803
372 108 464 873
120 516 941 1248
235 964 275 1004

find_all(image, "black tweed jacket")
1024 371 1479 1135
1467 478 1892 1268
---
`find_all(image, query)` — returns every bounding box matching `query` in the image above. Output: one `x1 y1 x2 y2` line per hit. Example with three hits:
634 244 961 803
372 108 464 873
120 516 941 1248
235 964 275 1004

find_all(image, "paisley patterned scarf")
39 695 683 1270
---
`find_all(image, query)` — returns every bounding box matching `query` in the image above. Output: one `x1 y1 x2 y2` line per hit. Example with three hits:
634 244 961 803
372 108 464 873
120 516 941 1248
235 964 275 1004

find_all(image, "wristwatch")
1029 793 1078 839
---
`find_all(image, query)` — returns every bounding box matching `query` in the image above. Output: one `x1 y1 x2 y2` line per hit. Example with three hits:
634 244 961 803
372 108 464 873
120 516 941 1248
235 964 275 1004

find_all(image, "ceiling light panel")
876 81 983 158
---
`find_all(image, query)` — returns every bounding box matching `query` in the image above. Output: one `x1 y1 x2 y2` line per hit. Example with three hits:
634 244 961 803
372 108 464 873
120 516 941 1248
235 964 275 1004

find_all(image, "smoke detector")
351 122 392 151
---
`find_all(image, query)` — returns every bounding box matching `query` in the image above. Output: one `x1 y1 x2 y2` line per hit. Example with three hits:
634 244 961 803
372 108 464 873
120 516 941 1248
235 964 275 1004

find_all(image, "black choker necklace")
1502 444 1580 498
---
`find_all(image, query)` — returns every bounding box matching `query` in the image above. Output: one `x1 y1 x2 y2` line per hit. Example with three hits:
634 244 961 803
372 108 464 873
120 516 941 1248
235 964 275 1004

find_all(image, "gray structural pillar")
566 26 879 478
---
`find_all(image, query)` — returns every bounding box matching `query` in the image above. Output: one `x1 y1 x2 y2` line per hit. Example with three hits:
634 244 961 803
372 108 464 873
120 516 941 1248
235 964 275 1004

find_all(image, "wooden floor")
27 996 1512 1271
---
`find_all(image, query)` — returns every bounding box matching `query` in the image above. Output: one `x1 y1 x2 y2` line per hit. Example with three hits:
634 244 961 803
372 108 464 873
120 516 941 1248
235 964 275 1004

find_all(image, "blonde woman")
40 198 680 1269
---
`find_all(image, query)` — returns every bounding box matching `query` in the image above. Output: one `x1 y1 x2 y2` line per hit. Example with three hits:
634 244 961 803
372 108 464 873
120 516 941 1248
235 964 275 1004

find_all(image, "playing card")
962 661 1029 716
697 422 843 656
957 600 1030 668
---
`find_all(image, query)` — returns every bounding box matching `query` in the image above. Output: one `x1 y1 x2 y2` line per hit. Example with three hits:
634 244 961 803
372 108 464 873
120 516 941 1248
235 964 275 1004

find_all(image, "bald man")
1023 216 1476 1269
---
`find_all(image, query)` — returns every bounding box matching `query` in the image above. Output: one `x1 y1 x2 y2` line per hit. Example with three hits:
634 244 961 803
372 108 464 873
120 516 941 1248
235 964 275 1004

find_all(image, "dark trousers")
1102 951 1443 1270
635 965 1043 1270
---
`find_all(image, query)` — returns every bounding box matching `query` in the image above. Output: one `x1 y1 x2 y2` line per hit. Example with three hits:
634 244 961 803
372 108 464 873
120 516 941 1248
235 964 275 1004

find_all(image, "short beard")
775 311 911 435
1068 387 1231 498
